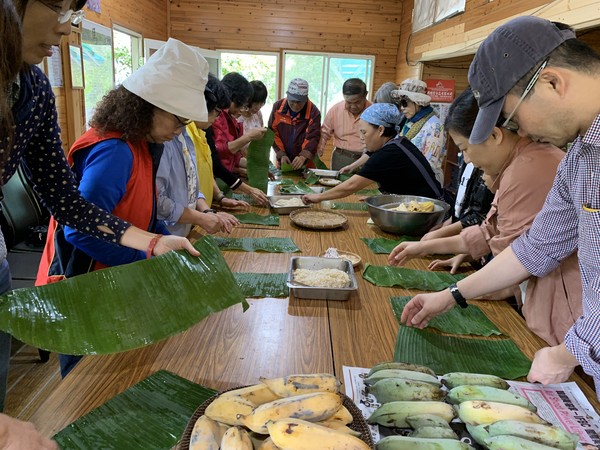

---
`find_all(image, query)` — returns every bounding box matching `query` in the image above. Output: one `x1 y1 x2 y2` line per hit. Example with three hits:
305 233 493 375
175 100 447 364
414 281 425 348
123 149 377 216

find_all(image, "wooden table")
28 190 599 437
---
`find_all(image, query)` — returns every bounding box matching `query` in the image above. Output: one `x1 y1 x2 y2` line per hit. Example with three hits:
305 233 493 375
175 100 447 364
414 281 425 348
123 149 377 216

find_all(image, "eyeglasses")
502 58 549 128
399 98 409 108
41 2 86 24
172 113 192 129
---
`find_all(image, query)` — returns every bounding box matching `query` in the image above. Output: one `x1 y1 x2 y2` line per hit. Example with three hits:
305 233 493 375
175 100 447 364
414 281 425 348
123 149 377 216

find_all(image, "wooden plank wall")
168 0 404 96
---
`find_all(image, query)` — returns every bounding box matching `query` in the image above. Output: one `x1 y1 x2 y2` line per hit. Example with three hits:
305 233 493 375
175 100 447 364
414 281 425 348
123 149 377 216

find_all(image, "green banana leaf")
338 173 353 182
313 154 329 170
362 264 467 291
279 180 314 194
390 296 502 336
360 237 419 254
304 171 320 185
54 370 217 450
234 273 288 298
394 326 531 379
230 193 257 205
214 237 300 253
356 188 381 196
281 162 305 174
0 236 247 355
277 178 295 185
247 128 275 193
330 202 368 211
234 213 280 226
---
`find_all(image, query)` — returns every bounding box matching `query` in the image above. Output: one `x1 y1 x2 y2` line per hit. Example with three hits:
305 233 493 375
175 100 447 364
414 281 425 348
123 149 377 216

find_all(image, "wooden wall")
168 0 404 97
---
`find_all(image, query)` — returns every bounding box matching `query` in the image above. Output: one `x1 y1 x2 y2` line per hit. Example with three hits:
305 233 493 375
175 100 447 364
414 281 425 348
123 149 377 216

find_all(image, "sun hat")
360 103 403 129
122 38 209 121
467 16 575 144
286 78 309 102
391 79 431 106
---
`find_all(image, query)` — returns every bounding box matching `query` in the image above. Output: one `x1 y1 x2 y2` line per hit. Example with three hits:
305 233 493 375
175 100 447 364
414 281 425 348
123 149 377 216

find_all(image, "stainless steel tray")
287 256 358 301
279 186 325 195
268 195 310 215
308 168 339 178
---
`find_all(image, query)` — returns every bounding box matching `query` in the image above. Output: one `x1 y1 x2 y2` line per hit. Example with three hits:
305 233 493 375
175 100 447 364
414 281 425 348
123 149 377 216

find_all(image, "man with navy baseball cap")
400 16 600 399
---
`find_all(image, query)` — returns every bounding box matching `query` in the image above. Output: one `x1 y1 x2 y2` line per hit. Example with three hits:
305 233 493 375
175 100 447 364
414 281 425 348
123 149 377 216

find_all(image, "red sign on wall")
426 79 455 103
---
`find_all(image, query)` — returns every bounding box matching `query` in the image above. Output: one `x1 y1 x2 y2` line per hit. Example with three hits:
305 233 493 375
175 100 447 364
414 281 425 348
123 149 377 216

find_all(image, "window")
81 19 114 126
113 26 143 86
283 51 374 115
220 51 279 120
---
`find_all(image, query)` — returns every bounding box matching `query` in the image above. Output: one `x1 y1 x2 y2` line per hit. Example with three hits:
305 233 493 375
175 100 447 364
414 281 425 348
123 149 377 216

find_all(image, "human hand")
244 185 269 206
317 147 324 157
302 194 321 205
246 128 267 141
0 414 58 449
388 241 423 266
153 235 200 257
198 212 225 234
291 155 307 170
220 197 250 209
216 212 239 233
527 344 578 385
428 254 469 274
236 166 248 177
268 171 276 181
400 290 456 329
338 165 353 175
280 156 291 166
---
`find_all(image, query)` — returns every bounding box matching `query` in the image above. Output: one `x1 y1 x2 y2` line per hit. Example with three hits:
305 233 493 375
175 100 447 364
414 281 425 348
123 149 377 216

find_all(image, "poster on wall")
412 0 436 32
47 46 63 88
435 0 466 23
86 0 101 13
426 79 455 103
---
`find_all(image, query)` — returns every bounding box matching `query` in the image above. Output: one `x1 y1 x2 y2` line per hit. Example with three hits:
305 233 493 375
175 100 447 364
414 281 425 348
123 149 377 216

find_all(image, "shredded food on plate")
292 268 350 288
274 198 304 207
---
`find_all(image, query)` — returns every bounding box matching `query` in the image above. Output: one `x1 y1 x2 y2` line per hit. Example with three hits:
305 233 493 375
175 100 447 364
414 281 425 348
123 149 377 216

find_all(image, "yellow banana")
318 419 362 436
368 361 437 378
456 400 547 426
364 369 441 386
221 383 281 405
368 378 445 403
204 394 256 426
376 436 475 449
220 426 253 450
368 401 455 428
327 405 354 424
409 426 458 439
238 391 342 434
406 414 452 429
485 435 562 450
441 372 509 390
447 385 536 411
188 415 223 450
486 420 579 450
267 417 371 450
257 437 281 450
258 373 340 396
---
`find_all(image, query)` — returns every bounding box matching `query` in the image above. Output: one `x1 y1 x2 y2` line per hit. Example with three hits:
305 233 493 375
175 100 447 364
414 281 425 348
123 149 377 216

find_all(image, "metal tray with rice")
365 194 450 236
268 195 310 214
287 256 358 300
307 168 339 178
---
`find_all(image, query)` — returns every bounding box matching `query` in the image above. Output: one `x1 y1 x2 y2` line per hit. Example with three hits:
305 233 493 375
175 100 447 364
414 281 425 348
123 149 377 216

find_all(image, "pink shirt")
317 100 371 153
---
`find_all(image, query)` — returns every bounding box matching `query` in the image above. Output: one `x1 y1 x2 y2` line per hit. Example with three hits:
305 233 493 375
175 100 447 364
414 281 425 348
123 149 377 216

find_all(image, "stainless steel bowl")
365 194 450 236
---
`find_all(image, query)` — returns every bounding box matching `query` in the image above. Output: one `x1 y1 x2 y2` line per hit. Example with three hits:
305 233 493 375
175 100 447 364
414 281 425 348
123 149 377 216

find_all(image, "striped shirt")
317 100 370 154
512 114 600 384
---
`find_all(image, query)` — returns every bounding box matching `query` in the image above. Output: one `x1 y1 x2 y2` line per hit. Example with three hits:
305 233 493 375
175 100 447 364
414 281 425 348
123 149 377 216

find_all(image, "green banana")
441 372 509 390
364 369 441 386
376 436 475 450
484 435 562 450
368 361 437 378
406 414 453 429
447 385 536 411
368 378 445 403
368 401 456 428
486 420 579 450
465 424 489 446
409 426 458 439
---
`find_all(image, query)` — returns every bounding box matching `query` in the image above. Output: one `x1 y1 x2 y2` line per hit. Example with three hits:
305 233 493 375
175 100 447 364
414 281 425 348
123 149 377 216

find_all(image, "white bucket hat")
391 78 431 106
122 38 209 121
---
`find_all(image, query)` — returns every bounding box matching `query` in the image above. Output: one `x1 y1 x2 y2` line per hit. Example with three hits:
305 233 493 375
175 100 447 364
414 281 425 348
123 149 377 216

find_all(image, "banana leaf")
313 154 329 170
0 236 247 355
331 202 368 211
390 296 502 336
281 162 303 174
279 180 314 194
356 188 381 196
53 370 217 450
214 237 300 253
362 264 467 291
230 193 257 205
338 173 353 182
394 326 531 379
304 171 320 185
277 178 295 185
234 273 288 298
234 213 280 226
360 237 419 254
247 128 275 193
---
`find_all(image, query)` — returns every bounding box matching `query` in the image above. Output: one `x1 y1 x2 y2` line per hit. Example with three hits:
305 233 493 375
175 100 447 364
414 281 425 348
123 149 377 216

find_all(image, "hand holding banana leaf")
400 290 456 329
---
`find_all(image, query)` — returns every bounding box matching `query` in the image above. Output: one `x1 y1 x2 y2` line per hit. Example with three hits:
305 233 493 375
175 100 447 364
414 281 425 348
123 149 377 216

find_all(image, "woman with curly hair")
35 38 210 376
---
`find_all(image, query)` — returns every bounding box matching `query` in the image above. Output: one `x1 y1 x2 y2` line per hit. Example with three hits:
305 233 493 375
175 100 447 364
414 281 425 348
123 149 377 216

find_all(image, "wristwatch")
202 208 217 214
448 283 469 309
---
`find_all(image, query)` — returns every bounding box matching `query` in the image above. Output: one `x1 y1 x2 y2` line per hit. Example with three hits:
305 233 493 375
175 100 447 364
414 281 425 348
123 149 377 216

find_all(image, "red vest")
36 129 155 285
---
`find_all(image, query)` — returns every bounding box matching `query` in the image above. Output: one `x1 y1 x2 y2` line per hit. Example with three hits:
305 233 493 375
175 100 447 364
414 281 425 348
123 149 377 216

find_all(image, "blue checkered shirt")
512 114 600 386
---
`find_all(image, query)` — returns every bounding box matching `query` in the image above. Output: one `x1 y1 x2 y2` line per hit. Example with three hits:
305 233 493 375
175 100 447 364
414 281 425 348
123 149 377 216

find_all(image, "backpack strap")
391 138 443 199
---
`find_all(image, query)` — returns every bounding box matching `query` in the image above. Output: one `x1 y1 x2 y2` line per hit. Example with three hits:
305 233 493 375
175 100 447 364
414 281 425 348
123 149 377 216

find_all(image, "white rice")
275 198 304 207
292 268 350 288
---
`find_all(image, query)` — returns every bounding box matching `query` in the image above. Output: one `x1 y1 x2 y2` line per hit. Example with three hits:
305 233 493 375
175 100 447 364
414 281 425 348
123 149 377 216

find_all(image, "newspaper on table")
343 365 600 449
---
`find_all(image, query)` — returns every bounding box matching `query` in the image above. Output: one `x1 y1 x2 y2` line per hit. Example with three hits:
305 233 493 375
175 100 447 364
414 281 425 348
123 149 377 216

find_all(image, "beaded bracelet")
146 234 163 259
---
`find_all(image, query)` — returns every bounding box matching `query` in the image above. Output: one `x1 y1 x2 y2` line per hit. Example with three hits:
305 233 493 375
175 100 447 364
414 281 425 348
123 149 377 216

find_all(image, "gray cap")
286 78 309 102
467 16 575 144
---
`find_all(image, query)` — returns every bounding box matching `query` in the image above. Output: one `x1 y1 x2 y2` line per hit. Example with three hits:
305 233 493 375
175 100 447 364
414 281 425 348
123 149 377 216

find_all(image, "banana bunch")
368 401 456 428
467 420 579 449
447 385 536 412
258 373 340 396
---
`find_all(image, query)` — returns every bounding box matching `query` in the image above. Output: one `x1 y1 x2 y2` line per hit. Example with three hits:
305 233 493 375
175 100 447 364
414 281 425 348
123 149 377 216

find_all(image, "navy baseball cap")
467 16 575 144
